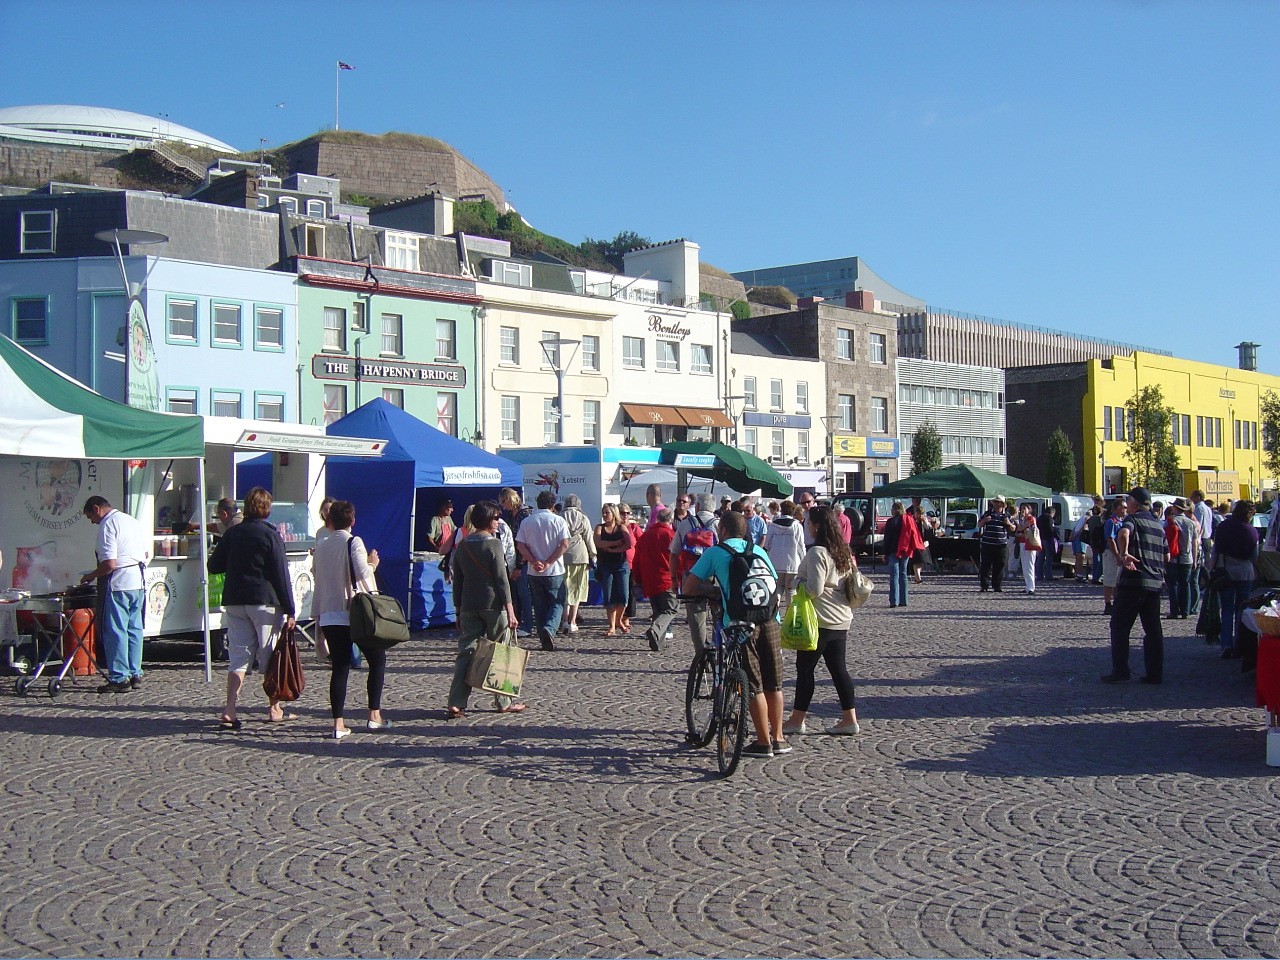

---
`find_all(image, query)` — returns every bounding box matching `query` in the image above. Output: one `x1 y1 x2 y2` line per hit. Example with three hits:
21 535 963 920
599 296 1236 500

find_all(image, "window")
797 381 809 412
871 397 889 433
540 331 561 368
167 298 197 342
743 427 758 456
436 393 457 436
583 400 600 443
306 199 327 218
255 394 284 422
797 431 809 462
691 343 713 375
501 396 520 443
491 260 531 286
582 334 600 372
543 397 558 443
1173 413 1191 446
772 429 785 461
570 270 586 294
743 376 757 409
499 326 519 364
20 210 55 253
873 472 890 488
657 340 679 372
254 306 283 350
166 388 196 415
1104 406 1114 442
838 393 855 431
278 197 297 214
323 307 346 351
836 328 853 360
382 313 403 356
381 388 403 409
305 224 325 258
211 302 242 346
770 379 783 411
351 300 368 333
12 297 48 343
623 336 645 369
870 333 887 364
322 384 346 425
211 390 242 418
385 232 418 271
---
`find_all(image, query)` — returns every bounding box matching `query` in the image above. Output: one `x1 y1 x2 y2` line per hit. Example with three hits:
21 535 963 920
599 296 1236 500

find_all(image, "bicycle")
680 595 753 777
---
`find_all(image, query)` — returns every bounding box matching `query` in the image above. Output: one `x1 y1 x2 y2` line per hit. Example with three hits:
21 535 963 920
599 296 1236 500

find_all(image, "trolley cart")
14 585 103 698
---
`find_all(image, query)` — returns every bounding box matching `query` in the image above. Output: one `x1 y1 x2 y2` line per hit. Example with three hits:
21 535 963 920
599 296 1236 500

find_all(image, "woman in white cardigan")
783 505 862 736
311 500 386 740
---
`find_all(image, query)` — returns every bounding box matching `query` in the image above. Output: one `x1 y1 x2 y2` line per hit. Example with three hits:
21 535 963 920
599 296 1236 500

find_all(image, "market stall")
326 399 522 628
0 334 207 676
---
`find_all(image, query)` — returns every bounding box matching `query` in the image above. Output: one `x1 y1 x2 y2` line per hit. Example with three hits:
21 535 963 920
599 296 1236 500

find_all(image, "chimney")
1236 341 1260 371
797 296 825 309
844 290 874 311
430 193 454 237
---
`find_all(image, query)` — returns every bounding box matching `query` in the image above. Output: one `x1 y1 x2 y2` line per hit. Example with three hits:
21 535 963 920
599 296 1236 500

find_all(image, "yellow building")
1085 352 1278 499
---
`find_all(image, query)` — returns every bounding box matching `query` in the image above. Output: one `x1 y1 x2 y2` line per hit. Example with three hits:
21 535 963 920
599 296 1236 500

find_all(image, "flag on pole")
338 61 355 70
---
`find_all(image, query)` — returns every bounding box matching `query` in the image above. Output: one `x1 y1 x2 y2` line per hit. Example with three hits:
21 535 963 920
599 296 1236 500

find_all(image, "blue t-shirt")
746 514 767 545
688 537 780 627
1103 516 1124 545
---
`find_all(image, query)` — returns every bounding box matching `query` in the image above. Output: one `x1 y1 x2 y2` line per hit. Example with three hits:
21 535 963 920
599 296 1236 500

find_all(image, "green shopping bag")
200 572 225 611
780 585 819 651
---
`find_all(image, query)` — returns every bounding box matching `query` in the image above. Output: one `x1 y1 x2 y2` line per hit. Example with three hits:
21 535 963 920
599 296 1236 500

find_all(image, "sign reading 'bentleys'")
312 355 467 387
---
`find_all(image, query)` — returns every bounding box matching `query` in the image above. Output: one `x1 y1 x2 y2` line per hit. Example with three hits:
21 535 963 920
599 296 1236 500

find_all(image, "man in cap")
1102 487 1167 684
977 497 1015 593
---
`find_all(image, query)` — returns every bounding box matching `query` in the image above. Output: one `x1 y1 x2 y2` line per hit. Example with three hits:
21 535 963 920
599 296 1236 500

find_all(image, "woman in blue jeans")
594 504 634 636
883 501 922 608
1212 500 1259 658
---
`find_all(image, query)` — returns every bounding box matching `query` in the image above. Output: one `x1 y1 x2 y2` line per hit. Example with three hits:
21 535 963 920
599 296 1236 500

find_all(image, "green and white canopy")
0 334 204 459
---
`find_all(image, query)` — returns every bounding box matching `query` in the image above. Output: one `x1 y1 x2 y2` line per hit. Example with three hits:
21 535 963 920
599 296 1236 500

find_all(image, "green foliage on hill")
747 285 798 308
452 199 648 273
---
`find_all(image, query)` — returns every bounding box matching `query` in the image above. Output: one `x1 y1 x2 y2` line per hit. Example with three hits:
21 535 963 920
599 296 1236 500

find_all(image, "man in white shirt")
80 496 149 693
515 490 571 650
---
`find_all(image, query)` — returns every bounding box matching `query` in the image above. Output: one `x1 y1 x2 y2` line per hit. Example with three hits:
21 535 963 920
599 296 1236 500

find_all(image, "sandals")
446 706 467 720
267 711 300 723
218 716 242 731
497 703 527 714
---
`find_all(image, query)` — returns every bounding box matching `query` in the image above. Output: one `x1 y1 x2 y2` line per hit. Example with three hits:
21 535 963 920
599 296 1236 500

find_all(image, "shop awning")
676 407 734 429
621 403 685 426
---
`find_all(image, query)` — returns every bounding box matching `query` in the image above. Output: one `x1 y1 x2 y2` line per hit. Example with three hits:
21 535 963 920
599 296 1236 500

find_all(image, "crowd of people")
54 476 1276 747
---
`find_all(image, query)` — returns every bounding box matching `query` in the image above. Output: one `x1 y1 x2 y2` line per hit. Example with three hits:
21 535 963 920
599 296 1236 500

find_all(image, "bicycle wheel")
684 650 716 747
716 666 750 777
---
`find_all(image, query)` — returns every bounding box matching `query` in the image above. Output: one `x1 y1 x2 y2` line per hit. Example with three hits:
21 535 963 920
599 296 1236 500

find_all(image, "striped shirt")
979 510 1012 546
1117 510 1166 591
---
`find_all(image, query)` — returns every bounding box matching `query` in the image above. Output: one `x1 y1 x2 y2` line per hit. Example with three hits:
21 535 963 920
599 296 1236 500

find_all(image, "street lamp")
820 415 841 497
1095 425 1108 497
723 394 745 447
540 337 580 444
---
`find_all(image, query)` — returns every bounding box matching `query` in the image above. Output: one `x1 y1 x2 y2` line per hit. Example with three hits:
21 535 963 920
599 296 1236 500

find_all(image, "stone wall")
0 141 126 188
283 138 505 207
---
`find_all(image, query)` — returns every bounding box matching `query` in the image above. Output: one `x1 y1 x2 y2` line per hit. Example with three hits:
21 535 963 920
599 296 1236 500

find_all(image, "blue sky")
4 0 1278 373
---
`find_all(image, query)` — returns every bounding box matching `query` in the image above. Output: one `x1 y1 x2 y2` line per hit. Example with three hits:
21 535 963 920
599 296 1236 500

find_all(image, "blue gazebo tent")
326 399 522 628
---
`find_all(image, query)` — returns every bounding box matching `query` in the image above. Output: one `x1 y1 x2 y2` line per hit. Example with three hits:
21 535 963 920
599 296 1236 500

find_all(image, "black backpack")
722 541 779 625
1088 515 1106 552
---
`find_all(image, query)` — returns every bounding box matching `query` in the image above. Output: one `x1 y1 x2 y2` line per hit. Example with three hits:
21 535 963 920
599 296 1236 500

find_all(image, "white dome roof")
0 104 237 153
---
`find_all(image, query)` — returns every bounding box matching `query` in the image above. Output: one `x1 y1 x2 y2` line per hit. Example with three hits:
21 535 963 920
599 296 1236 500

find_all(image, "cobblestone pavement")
1 572 1277 959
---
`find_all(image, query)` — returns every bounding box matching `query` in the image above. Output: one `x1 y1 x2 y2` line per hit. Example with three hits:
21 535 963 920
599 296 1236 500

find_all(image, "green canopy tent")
659 441 794 500
872 463 1052 501
0 335 217 678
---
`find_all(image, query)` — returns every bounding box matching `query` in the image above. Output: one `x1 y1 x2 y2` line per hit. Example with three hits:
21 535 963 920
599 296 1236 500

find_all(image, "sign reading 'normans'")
312 355 467 387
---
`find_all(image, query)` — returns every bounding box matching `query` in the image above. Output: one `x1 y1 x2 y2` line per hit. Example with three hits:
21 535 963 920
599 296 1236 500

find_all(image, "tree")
910 421 942 476
1262 389 1280 481
1124 384 1180 490
1045 427 1077 492
578 230 651 273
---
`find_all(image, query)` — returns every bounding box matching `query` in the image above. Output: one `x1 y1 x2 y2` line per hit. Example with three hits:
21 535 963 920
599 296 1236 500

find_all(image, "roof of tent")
326 398 522 488
871 464 1053 501
0 334 204 459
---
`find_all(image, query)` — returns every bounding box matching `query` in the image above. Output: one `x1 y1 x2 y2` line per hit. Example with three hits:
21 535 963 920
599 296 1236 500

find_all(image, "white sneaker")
567 623 579 633
664 632 674 641
782 719 807 735
367 719 393 730
826 720 862 735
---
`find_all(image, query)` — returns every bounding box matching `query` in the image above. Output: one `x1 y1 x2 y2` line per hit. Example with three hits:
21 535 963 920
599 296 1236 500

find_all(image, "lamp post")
540 337 580 444
1095 425 1108 497
820 415 840 497
723 394 745 447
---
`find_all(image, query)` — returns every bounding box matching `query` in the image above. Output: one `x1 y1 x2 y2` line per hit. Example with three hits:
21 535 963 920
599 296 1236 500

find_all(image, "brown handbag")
262 624 305 702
